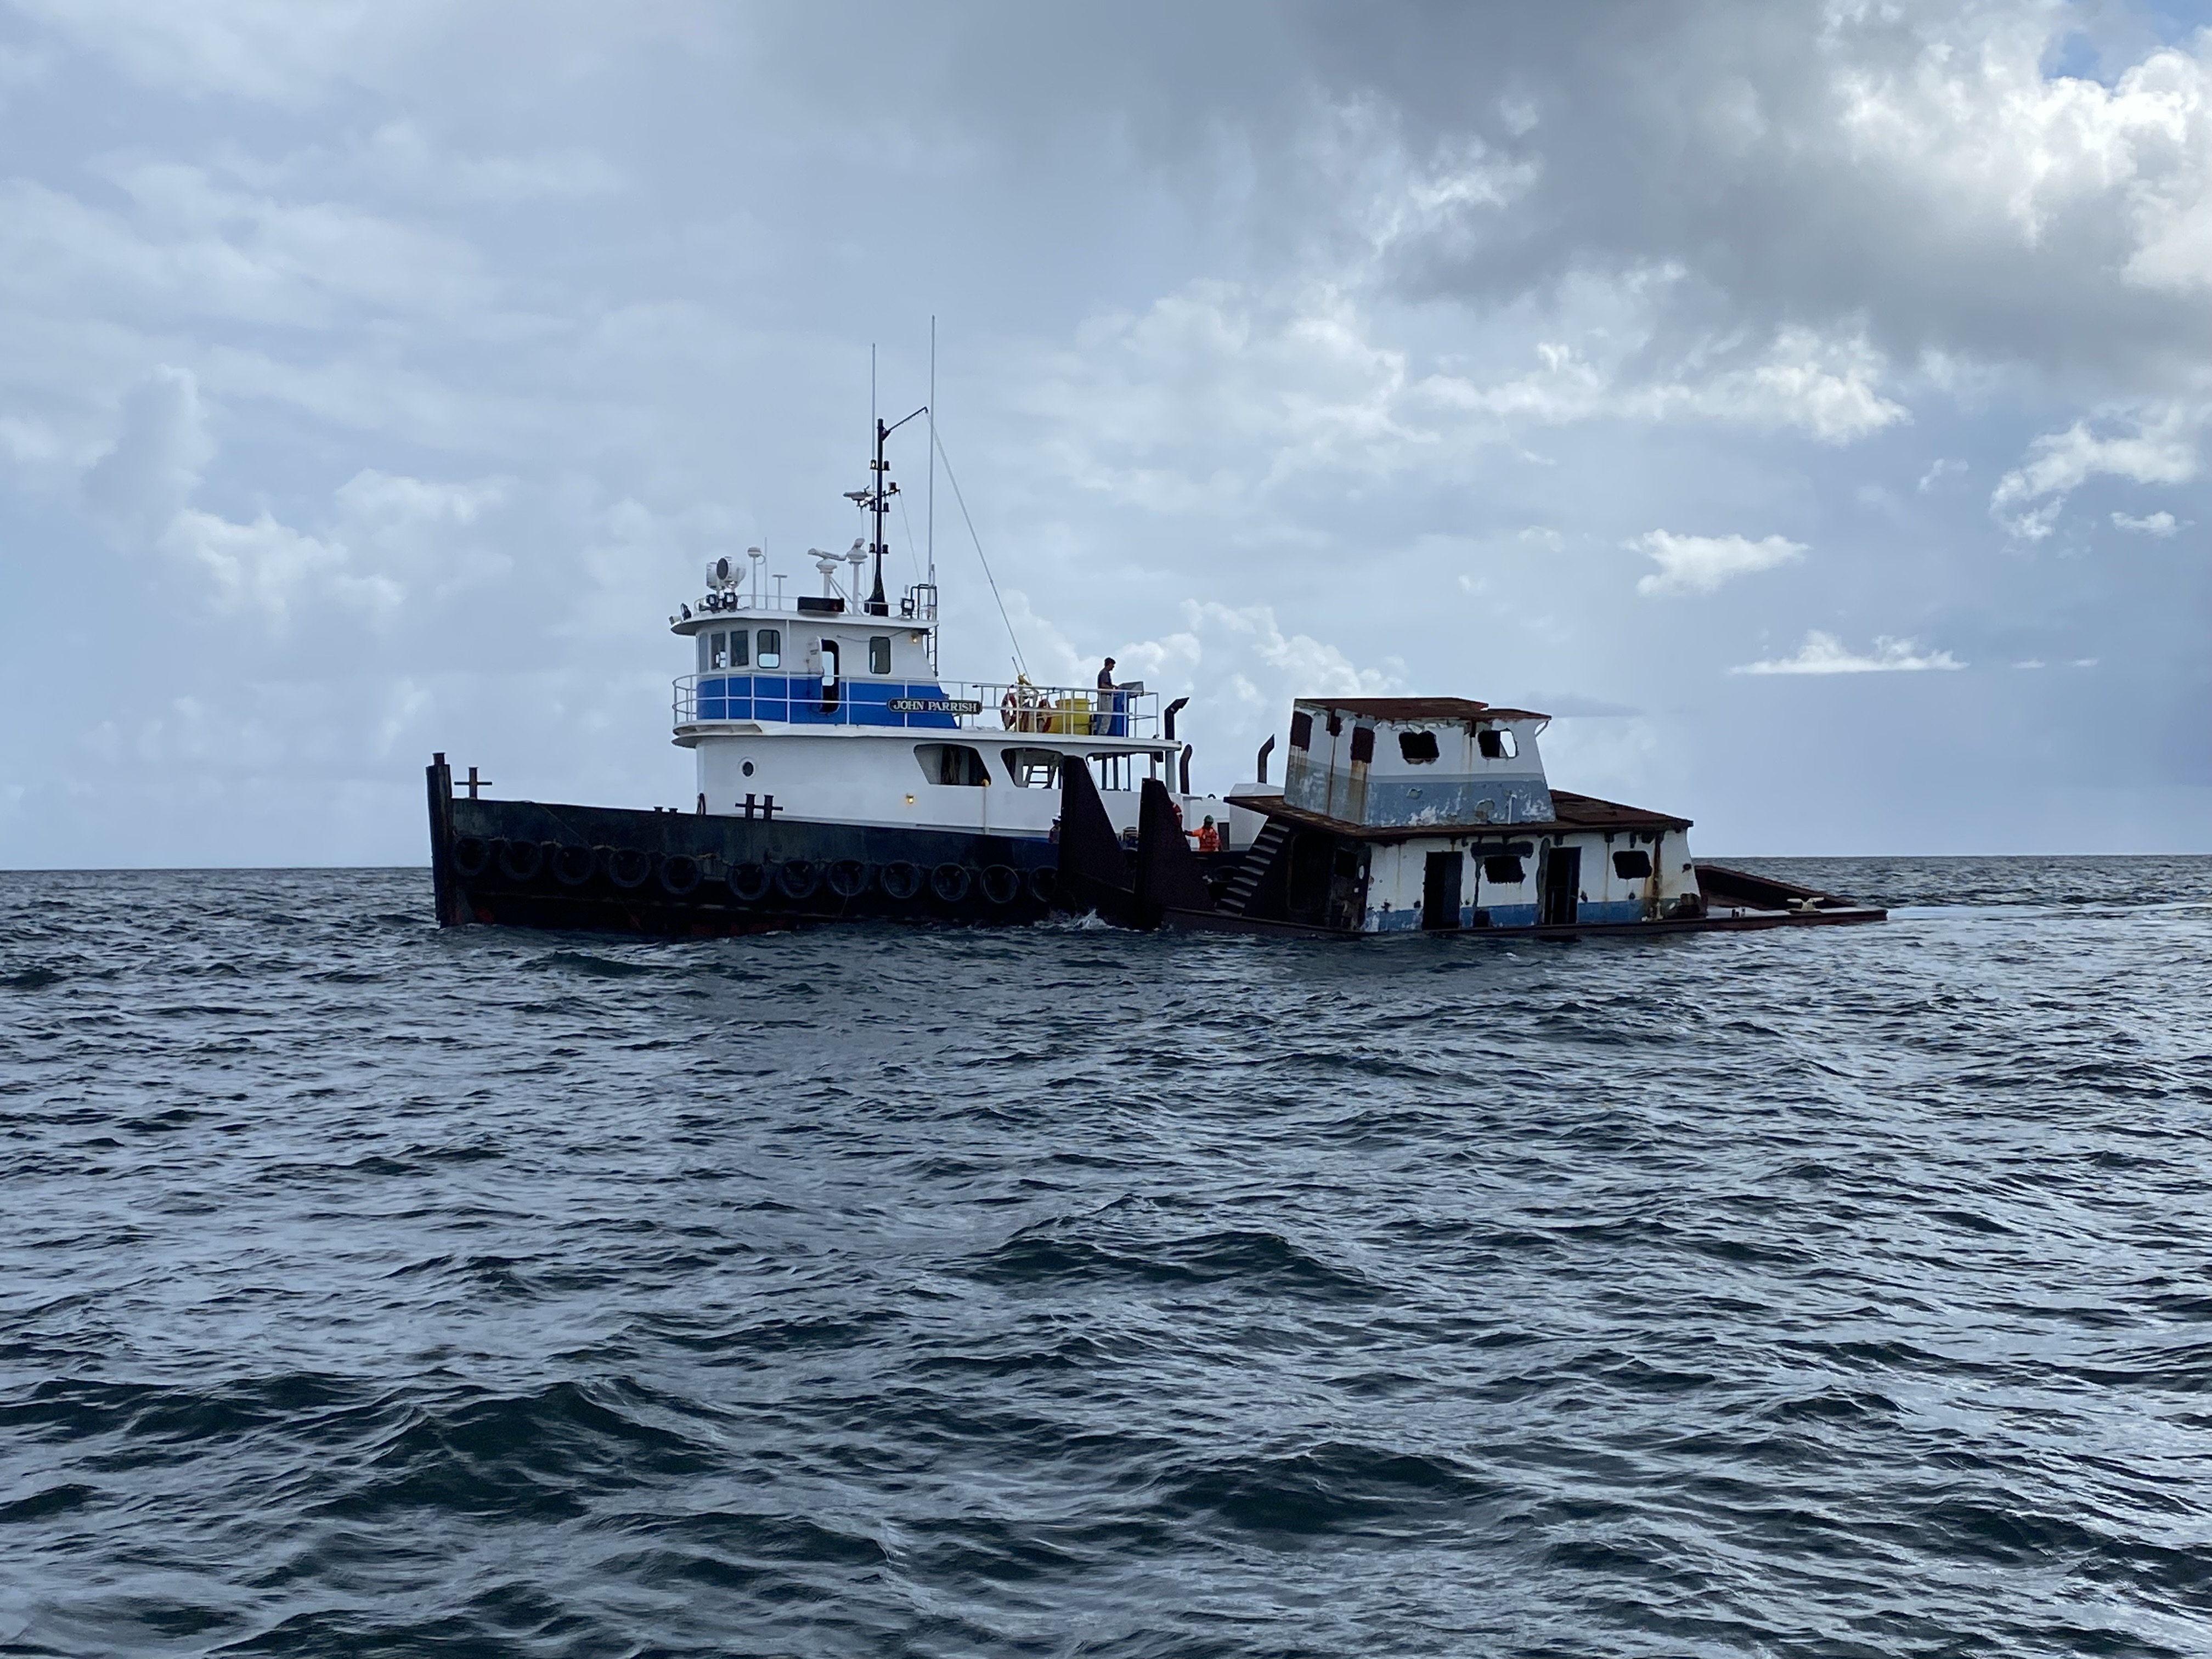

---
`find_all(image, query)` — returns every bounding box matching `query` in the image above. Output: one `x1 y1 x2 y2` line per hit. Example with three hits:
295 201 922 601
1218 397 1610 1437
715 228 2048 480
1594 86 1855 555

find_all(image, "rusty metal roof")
1548 790 1694 831
1293 697 1551 724
1226 791 1691 840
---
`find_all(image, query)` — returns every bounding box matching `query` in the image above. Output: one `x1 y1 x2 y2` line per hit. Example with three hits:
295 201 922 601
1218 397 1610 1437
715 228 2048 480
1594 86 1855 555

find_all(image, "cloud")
160 507 400 625
1631 529 1805 596
12 0 447 105
1990 405 2200 537
1731 632 1965 675
81 365 213 541
2112 509 2181 535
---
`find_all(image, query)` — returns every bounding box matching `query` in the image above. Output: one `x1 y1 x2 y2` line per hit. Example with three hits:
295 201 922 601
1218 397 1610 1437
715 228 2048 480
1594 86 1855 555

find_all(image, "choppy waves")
2 861 2211 1656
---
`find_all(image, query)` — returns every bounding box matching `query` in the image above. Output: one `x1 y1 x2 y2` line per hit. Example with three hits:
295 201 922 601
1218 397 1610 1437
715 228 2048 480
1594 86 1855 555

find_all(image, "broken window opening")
1398 729 1440 764
1482 855 1526 885
1289 710 1313 751
1612 850 1653 879
1348 725 1376 764
1478 727 1519 760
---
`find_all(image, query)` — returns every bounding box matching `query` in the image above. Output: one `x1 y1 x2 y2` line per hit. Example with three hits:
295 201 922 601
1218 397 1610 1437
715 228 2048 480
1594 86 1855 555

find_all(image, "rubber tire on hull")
980 865 1022 907
729 862 771 902
826 859 870 899
453 836 493 877
553 844 595 886
776 860 821 900
879 861 921 901
1027 866 1058 906
603 846 652 889
659 853 702 896
930 863 971 904
498 838 546 883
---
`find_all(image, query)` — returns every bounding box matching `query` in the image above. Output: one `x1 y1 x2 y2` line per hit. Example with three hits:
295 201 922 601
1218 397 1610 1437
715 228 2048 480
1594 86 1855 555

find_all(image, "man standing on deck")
1092 657 1116 735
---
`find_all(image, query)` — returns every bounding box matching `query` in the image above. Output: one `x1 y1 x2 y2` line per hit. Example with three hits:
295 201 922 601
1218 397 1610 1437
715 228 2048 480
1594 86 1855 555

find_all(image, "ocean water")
3 857 2210 1658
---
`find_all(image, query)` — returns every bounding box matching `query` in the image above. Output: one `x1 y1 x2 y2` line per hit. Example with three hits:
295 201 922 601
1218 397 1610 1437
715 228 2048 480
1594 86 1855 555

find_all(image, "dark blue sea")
4 857 2210 1658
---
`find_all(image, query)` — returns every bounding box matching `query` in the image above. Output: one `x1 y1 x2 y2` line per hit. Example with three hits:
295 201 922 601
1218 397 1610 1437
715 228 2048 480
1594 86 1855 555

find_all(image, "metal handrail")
964 681 1158 739
672 674 1159 739
689 582 940 623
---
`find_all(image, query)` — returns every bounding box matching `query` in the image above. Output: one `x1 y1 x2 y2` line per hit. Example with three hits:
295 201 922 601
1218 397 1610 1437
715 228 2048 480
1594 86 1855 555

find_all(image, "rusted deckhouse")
1059 695 1882 938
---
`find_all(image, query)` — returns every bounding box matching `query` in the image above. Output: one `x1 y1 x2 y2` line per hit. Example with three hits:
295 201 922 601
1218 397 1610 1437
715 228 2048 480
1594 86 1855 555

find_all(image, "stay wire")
932 425 1027 680
895 490 923 587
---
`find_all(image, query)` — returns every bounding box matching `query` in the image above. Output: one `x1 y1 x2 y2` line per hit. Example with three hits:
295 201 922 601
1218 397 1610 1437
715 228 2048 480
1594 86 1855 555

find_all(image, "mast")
854 343 926 621
868 346 888 616
868 409 889 616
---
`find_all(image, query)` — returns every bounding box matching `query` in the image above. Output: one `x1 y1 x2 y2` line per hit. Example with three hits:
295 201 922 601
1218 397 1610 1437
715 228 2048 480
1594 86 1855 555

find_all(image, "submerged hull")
1156 874 1886 940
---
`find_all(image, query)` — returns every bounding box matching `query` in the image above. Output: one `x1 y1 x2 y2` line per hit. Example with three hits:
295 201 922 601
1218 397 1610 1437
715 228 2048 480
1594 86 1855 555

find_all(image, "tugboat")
426 413 1236 934
425 427 1882 940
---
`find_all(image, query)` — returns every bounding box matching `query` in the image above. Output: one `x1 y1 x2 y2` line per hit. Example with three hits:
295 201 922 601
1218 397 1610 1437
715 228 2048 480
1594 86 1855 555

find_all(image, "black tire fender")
1026 865 1059 907
826 858 870 899
452 836 493 877
552 844 596 886
879 860 921 901
728 862 771 902
980 864 1022 906
496 838 546 882
659 853 702 896
776 859 821 900
603 846 651 889
930 862 971 904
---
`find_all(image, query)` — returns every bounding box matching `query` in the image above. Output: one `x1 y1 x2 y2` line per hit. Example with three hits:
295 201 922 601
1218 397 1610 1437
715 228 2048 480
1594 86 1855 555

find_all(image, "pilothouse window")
709 631 730 670
756 629 782 669
730 630 748 667
1479 727 1517 760
1398 730 1440 764
914 744 991 786
869 636 891 675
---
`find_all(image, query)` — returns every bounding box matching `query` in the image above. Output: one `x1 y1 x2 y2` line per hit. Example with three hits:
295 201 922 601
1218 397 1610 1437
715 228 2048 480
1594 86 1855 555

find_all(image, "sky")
1 0 2208 865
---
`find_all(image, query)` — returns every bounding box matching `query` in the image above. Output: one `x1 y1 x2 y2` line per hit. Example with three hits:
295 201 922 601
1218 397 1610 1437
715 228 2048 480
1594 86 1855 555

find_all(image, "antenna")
928 317 936 591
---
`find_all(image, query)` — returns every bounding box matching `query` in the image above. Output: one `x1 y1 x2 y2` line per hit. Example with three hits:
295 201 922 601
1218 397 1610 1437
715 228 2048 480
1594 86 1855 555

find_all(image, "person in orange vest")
1197 815 1221 853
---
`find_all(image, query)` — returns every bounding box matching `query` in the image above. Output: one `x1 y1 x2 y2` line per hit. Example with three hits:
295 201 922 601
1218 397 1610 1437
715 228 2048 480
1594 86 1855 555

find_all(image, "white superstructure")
667 540 1229 848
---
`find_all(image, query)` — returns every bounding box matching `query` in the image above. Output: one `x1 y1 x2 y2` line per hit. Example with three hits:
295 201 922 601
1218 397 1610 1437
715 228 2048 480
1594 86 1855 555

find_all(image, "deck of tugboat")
1223 786 1692 841
671 676 1168 746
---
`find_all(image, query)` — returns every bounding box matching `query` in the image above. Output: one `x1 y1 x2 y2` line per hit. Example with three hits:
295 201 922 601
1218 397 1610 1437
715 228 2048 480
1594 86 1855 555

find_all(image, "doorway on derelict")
1539 844 1581 927
1421 850 1463 931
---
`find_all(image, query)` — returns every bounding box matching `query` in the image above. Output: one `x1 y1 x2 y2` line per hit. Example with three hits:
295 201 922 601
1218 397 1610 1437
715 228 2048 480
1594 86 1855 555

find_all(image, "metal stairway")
1215 819 1289 916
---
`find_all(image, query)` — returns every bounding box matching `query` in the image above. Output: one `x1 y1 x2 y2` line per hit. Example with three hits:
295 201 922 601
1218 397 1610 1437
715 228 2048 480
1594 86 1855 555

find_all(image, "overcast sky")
2 0 2208 864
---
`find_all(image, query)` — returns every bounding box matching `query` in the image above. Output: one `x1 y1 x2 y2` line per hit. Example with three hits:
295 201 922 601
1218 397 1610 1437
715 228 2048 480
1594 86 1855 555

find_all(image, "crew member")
1092 657 1117 735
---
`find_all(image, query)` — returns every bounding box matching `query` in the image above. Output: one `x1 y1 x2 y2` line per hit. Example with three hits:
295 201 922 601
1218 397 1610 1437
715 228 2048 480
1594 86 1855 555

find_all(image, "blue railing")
673 676 1158 737
674 675 963 730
